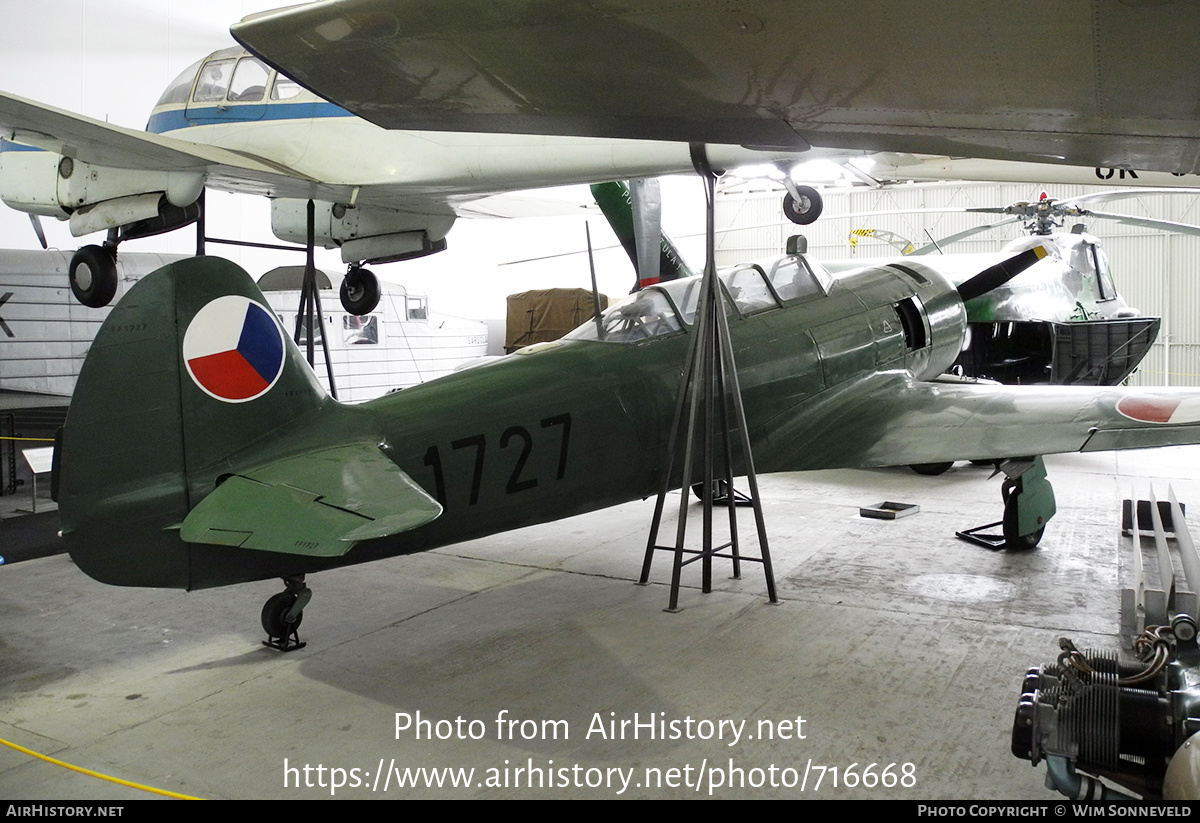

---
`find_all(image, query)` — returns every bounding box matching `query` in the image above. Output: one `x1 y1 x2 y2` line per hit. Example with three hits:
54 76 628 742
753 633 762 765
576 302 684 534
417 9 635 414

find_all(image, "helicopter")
831 190 1200 389
817 189 1200 476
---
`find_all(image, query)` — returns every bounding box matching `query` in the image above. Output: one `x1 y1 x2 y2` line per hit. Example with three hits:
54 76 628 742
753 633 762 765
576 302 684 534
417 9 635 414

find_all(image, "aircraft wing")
179 442 442 557
233 0 1200 173
0 89 339 199
0 90 658 219
764 374 1200 472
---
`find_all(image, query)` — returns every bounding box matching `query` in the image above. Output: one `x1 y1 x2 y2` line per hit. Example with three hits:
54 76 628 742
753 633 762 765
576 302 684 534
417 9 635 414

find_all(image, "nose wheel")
262 577 311 652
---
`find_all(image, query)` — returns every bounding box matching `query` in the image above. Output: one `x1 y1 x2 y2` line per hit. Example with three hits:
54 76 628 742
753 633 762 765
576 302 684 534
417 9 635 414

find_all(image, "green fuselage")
60 255 964 591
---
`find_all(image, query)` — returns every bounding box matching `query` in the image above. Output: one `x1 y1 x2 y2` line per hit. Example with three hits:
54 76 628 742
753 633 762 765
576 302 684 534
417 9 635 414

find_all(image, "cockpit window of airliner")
271 75 302 101
193 59 235 103
406 297 428 321
228 58 269 102
156 58 205 107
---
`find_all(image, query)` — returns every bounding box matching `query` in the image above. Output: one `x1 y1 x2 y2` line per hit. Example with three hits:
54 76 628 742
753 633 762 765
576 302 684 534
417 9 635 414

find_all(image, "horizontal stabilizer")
180 442 441 556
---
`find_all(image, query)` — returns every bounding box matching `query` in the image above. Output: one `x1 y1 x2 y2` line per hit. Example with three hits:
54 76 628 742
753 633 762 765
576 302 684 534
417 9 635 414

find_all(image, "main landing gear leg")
261 575 312 652
956 456 1056 550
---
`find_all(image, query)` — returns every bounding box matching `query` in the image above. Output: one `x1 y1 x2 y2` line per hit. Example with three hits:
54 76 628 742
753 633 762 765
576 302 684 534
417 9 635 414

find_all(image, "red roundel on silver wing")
1116 395 1200 425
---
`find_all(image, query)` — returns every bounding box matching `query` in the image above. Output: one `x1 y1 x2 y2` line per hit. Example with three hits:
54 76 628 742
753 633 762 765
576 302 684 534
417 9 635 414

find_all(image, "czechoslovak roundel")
183 295 285 402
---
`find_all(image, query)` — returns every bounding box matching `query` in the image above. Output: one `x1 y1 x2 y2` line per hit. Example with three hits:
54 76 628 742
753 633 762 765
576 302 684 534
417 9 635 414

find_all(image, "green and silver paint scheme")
58 253 1200 593
827 230 1154 385
829 232 1129 325
951 233 1127 325
589 180 695 286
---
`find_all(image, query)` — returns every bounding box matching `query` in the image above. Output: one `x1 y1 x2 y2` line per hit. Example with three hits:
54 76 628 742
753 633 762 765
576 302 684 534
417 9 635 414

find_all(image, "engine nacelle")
0 144 67 217
270 199 454 264
0 144 203 232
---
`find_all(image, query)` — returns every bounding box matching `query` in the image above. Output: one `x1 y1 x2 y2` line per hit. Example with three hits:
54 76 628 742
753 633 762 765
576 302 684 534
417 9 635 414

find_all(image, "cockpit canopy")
153 47 309 110
563 255 832 343
1000 231 1118 305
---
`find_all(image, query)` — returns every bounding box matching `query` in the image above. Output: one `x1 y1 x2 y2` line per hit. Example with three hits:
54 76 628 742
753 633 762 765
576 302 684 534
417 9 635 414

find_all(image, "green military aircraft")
56 249 1200 648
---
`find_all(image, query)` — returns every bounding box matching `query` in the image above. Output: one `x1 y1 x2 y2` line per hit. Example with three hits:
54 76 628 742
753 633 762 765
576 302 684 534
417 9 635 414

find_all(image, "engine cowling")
0 143 203 235
270 199 454 264
823 259 968 383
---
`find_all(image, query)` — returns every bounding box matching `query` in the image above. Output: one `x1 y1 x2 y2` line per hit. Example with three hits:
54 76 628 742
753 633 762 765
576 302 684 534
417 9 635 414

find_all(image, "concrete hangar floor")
0 447 1194 800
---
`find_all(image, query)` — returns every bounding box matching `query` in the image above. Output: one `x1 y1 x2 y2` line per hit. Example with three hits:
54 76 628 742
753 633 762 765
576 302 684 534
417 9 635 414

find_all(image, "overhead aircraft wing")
232 0 1200 173
0 90 638 218
766 373 1200 473
0 90 339 200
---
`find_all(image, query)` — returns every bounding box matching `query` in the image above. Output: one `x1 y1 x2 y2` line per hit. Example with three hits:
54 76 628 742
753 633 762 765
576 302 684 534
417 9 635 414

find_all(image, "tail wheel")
783 185 823 226
261 591 303 638
691 479 731 501
911 462 954 476
340 266 381 315
69 245 118 308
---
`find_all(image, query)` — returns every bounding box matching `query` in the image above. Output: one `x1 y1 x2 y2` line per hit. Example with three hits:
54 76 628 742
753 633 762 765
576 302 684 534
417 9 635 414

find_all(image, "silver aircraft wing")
763 373 1200 473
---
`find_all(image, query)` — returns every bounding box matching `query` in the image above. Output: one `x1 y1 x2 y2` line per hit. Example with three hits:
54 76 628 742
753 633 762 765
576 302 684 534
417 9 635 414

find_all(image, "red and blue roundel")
183 295 285 402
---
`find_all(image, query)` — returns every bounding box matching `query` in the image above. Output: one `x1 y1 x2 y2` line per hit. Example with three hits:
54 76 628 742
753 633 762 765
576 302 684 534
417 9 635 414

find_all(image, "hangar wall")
715 181 1200 387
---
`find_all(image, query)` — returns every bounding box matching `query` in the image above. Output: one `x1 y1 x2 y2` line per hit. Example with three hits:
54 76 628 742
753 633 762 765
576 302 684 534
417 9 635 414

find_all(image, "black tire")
690 479 731 501
261 592 303 637
69 245 118 308
1001 479 1044 550
782 186 823 226
910 462 954 476
340 266 381 315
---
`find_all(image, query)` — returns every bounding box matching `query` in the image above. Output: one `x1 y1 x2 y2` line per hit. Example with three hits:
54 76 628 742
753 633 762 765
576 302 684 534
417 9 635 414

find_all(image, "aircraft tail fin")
60 255 441 589
58 257 335 587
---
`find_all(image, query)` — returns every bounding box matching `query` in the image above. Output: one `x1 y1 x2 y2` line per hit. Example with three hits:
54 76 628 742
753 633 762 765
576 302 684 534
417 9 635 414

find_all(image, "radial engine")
1013 617 1200 800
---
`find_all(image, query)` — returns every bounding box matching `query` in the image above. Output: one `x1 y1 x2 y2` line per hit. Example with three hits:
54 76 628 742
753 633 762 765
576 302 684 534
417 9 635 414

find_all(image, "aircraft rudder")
59 256 329 588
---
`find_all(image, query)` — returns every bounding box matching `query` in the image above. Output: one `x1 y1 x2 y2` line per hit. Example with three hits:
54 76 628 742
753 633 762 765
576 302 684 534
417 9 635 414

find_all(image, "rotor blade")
630 177 662 286
28 214 47 249
1064 188 1200 207
1081 209 1200 237
821 206 972 221
957 245 1048 302
908 216 1023 255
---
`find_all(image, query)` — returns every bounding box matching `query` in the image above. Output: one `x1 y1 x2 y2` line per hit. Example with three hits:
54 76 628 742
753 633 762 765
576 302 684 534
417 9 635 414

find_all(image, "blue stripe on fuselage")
0 138 42 152
145 100 354 134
